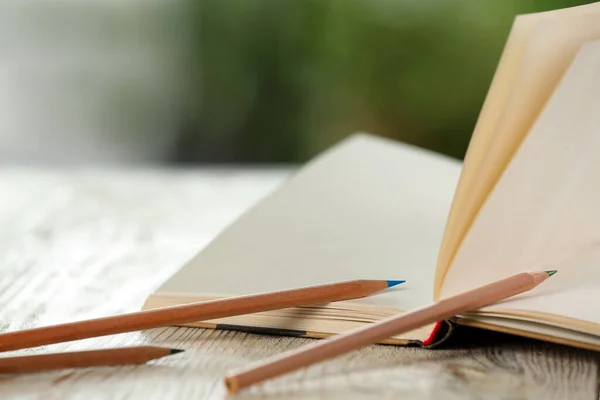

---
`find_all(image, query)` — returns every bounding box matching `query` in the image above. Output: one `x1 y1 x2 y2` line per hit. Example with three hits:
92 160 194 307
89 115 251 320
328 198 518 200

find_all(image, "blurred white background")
0 0 189 165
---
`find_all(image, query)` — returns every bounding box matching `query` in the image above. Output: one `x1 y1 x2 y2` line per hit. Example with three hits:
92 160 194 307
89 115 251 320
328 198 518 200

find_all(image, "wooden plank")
0 168 597 399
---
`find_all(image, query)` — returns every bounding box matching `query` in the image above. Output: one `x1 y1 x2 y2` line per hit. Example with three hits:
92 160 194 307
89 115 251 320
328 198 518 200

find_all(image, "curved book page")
441 41 600 338
435 3 600 298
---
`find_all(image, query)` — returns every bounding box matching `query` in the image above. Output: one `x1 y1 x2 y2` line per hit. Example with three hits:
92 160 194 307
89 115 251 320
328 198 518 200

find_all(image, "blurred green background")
176 0 594 163
0 0 594 165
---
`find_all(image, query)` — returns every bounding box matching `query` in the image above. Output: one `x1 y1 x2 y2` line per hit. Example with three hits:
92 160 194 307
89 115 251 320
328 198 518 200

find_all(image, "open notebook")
144 2 600 351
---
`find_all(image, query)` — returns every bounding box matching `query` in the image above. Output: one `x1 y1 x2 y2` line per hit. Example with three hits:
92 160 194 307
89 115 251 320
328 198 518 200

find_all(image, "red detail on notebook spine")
422 321 444 347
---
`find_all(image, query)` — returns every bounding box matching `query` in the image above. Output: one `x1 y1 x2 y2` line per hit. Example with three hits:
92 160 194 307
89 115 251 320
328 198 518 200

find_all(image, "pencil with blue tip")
0 279 404 352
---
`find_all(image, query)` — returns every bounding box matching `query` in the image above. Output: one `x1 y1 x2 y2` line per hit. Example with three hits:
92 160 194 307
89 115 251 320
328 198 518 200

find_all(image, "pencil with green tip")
0 279 404 352
224 270 556 393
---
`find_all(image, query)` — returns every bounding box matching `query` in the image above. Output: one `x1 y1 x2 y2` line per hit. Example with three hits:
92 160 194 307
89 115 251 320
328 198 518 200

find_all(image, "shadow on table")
440 324 586 354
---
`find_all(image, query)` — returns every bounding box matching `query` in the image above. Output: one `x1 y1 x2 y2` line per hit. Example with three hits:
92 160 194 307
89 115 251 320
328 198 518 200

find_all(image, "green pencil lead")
545 270 557 277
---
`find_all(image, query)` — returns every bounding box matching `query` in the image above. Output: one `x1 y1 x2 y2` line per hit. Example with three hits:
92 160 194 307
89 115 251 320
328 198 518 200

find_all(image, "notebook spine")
419 320 454 348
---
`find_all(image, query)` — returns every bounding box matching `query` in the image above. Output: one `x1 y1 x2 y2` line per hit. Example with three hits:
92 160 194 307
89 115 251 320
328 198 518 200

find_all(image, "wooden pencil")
0 346 183 374
0 279 403 352
224 270 556 393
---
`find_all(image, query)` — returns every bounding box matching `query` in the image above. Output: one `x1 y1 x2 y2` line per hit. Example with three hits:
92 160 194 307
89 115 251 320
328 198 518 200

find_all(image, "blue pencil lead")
386 280 406 288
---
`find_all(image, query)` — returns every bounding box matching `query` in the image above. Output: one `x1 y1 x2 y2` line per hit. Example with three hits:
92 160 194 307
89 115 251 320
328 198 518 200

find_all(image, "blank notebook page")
155 134 461 310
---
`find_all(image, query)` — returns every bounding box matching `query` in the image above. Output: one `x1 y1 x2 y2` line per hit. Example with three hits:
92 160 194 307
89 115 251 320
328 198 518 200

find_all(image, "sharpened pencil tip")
170 348 185 355
545 270 557 277
386 280 406 288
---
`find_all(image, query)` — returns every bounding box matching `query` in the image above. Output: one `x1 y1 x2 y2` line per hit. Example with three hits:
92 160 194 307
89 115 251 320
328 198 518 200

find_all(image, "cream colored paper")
442 41 600 336
435 2 600 299
154 134 461 312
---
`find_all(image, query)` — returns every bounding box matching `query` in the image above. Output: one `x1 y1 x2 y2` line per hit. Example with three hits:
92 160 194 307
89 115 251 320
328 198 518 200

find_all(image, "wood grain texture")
0 167 598 399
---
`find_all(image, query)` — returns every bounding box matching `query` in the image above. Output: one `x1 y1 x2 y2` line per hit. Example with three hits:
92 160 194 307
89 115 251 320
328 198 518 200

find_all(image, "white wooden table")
0 168 597 399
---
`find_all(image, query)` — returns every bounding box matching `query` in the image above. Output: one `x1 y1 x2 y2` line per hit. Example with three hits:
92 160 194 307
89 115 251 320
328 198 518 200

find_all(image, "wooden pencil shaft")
225 272 549 392
0 280 386 352
0 346 173 374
